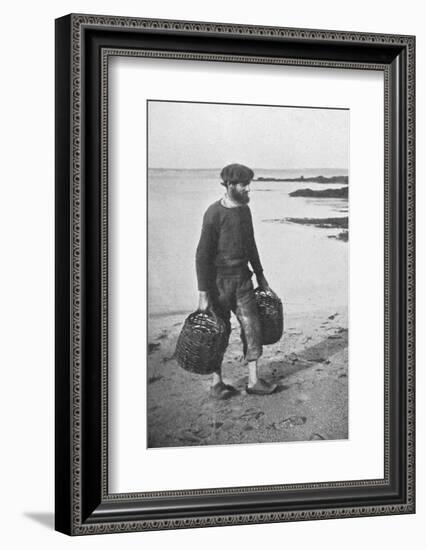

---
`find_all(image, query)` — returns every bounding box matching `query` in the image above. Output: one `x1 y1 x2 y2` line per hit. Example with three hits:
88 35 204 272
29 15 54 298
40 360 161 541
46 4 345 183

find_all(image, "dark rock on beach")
329 231 349 242
289 187 348 199
266 217 348 229
255 175 348 184
148 342 161 354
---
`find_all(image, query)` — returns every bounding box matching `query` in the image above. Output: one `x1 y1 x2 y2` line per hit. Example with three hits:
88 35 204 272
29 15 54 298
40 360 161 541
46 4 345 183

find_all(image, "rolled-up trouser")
211 271 262 369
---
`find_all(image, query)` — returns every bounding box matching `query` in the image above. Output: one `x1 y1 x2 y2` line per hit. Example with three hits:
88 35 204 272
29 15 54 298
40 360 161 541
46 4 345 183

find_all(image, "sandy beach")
147 305 348 448
147 167 349 448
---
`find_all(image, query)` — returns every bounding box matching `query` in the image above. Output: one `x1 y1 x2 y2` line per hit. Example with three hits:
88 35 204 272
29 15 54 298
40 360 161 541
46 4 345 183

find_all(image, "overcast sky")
148 101 349 170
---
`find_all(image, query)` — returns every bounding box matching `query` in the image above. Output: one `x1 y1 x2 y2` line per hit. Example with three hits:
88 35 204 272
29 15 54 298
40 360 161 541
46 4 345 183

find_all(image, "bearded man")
196 163 277 399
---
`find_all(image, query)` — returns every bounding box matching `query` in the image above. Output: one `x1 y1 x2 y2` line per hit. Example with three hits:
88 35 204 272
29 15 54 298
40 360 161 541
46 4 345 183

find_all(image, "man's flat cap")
220 163 254 186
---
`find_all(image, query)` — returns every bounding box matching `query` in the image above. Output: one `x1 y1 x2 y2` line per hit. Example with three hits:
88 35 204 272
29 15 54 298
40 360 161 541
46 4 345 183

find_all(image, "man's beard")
229 185 250 204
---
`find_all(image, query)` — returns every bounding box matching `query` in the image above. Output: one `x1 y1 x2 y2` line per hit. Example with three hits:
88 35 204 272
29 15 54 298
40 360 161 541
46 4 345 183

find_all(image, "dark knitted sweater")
196 200 263 291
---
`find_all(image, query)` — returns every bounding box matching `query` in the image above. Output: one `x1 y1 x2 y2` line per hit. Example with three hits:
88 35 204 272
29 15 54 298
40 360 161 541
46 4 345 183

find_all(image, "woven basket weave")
175 310 228 375
254 288 284 345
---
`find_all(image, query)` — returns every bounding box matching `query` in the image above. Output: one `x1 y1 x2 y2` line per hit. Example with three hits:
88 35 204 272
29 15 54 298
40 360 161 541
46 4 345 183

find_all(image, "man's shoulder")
203 200 222 220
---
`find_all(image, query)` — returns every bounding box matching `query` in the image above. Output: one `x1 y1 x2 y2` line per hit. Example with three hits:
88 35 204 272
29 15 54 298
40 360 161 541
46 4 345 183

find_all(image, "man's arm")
196 209 218 307
246 208 270 291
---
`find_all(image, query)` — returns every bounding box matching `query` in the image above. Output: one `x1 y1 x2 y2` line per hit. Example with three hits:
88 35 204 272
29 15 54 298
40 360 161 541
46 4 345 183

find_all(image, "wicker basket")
254 288 284 345
175 309 228 375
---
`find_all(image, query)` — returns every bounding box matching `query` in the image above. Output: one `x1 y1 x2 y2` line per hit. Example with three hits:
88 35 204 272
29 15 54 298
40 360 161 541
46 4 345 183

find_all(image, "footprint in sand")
309 433 325 440
179 427 210 443
221 419 234 431
296 393 309 403
178 433 202 444
148 375 163 384
211 421 223 429
278 416 307 428
148 342 161 354
238 408 265 422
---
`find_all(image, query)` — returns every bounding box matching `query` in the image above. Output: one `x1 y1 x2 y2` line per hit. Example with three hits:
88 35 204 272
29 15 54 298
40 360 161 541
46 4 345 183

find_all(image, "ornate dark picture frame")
55 14 415 535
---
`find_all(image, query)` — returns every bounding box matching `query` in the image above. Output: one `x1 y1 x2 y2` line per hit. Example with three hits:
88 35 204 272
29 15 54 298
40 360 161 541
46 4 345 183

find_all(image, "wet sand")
147 306 348 448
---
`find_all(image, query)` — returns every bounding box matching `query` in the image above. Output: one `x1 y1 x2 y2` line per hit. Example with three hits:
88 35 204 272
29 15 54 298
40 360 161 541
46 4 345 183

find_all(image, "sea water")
148 168 348 317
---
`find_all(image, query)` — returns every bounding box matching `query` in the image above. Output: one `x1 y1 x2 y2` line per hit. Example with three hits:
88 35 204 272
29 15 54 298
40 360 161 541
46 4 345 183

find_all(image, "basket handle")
199 306 225 326
195 305 217 317
256 286 281 303
256 286 277 296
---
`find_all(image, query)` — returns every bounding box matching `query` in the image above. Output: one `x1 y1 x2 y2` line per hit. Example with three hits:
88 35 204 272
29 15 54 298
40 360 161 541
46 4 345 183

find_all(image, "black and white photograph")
0 0 419 544
147 100 349 448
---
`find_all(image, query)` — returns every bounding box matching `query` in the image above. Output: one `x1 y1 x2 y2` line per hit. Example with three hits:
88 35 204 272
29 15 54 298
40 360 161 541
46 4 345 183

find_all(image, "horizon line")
148 167 349 172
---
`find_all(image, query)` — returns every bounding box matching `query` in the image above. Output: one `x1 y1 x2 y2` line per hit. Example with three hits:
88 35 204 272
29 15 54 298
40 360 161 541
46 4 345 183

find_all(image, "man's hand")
198 291 210 311
256 273 271 292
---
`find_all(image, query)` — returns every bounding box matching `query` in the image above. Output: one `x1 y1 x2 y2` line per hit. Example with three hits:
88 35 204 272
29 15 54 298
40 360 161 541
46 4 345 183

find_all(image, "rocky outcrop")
289 187 348 198
283 217 348 229
255 175 348 184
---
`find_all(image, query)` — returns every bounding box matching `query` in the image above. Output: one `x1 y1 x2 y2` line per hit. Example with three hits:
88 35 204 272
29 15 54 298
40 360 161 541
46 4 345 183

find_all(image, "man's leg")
247 360 259 387
212 371 222 385
239 321 260 386
210 323 238 398
209 278 238 399
236 278 277 395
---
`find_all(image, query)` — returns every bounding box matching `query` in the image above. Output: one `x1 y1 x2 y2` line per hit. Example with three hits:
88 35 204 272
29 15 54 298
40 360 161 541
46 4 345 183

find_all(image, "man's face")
228 181 251 204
